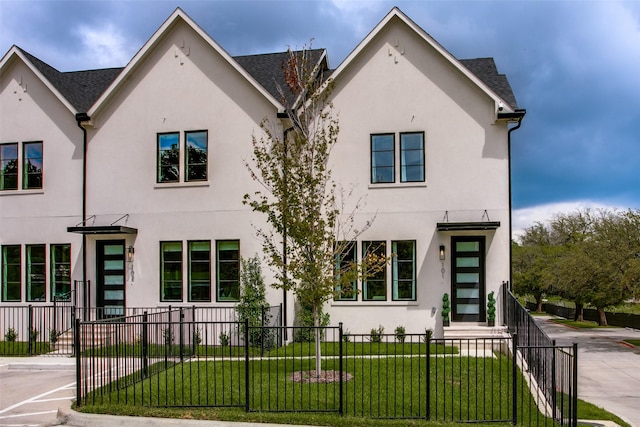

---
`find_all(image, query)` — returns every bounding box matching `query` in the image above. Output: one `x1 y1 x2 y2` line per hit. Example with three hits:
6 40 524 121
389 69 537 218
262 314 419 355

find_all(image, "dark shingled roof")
460 58 518 109
17 48 517 113
18 48 123 112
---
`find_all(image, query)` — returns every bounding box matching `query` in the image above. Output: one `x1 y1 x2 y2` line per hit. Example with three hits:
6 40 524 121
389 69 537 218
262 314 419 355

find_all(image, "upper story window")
0 141 43 191
157 131 208 184
370 132 424 184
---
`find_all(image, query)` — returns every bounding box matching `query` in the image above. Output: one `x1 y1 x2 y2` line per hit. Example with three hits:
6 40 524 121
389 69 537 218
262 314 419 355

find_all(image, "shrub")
342 329 351 343
442 293 451 322
163 327 174 346
4 327 17 342
236 256 272 347
49 329 61 344
219 331 230 347
394 325 406 343
293 302 329 343
369 325 384 343
193 328 202 346
487 291 496 321
29 328 39 343
422 328 433 343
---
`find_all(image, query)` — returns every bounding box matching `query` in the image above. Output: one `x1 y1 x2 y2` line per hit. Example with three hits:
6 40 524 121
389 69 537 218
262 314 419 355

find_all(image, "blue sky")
1 0 639 233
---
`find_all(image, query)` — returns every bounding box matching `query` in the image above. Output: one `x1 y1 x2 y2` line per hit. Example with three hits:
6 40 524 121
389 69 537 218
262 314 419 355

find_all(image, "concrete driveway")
0 356 75 427
533 315 640 427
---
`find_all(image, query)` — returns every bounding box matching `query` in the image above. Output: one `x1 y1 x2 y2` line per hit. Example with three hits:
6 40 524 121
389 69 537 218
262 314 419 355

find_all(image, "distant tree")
513 223 553 312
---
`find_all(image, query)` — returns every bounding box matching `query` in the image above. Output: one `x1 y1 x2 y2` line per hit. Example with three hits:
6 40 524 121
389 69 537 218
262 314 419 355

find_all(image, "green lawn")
623 339 640 347
550 319 614 329
0 340 52 355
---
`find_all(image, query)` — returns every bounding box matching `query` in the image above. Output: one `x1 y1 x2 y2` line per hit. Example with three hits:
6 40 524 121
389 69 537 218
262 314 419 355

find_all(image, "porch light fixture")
439 245 446 261
127 246 135 263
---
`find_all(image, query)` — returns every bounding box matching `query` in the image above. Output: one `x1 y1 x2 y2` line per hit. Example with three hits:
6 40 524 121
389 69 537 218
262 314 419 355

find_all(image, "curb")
57 405 316 427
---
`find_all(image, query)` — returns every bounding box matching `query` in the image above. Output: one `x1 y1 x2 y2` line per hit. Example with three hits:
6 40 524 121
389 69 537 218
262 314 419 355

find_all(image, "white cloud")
512 200 622 241
74 23 134 68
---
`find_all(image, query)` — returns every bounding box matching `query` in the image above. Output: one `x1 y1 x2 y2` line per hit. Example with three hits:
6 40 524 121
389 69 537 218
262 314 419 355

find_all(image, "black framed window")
157 133 180 183
161 241 182 301
334 241 357 300
185 131 208 181
392 240 416 300
2 245 21 301
26 244 46 301
0 143 18 190
189 241 211 301
51 244 71 300
23 142 43 189
362 241 387 301
400 132 424 182
217 240 240 301
371 134 395 183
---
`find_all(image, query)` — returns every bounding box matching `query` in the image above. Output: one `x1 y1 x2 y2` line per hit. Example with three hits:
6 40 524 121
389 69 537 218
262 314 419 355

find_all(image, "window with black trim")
161 241 183 301
362 241 387 301
217 240 239 302
334 241 357 300
157 131 208 183
400 133 424 183
51 244 71 300
189 241 211 301
1 245 21 301
370 132 424 184
1 143 18 190
23 142 43 189
371 134 394 183
392 240 416 300
26 244 45 301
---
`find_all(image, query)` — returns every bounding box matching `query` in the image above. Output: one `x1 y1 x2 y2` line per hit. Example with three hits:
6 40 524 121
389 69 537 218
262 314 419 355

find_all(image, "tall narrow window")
185 131 208 181
217 240 240 301
362 241 387 301
0 143 18 190
189 241 211 302
371 134 395 183
23 142 43 189
400 132 424 182
157 133 180 183
2 245 21 301
392 240 416 300
334 241 357 300
51 244 71 300
161 241 182 301
26 245 46 301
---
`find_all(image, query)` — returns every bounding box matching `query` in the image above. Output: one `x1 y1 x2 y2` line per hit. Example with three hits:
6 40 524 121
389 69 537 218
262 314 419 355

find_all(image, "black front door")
451 236 485 322
96 240 126 318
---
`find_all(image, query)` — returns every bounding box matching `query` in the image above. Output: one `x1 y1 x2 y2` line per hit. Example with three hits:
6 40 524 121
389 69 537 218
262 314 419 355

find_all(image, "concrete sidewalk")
533 315 640 427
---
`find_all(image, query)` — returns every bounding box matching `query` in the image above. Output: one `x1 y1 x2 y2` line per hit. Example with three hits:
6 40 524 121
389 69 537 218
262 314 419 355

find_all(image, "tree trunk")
574 302 584 322
536 298 543 313
314 306 322 376
596 308 608 326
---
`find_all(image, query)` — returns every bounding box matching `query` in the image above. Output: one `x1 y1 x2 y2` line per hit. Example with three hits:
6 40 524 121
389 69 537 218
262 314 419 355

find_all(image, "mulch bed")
289 370 353 383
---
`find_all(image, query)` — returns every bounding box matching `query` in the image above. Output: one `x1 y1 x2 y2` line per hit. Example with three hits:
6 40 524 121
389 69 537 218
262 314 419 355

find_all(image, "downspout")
281 123 294 334
75 113 90 298
502 109 526 291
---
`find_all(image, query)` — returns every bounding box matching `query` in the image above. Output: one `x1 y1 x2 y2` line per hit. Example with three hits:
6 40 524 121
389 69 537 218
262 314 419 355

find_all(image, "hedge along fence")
527 302 640 329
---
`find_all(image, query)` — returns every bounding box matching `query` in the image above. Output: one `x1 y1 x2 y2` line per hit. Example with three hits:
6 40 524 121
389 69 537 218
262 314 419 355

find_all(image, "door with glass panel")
451 237 485 322
96 240 126 318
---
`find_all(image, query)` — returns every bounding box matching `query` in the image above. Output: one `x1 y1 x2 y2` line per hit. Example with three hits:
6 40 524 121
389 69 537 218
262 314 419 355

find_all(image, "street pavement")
533 315 640 427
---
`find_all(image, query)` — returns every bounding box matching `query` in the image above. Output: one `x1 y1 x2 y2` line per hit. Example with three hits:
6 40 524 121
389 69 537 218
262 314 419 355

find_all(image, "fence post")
27 305 33 355
512 333 518 425
179 307 184 362
572 342 578 427
75 318 82 406
244 319 250 412
339 322 343 416
551 339 557 416
426 330 431 420
142 311 149 379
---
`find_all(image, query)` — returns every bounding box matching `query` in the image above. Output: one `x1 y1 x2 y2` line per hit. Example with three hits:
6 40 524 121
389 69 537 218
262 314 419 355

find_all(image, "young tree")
236 256 269 347
244 46 383 376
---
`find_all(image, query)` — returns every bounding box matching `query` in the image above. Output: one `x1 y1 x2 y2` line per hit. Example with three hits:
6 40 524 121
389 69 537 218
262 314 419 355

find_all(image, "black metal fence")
76 313 578 426
0 302 280 357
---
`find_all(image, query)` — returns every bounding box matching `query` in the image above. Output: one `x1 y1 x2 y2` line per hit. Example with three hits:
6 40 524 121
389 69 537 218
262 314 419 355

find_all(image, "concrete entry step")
443 323 509 339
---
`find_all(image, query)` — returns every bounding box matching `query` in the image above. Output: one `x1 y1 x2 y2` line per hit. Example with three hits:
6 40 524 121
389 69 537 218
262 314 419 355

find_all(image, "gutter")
75 113 90 294
503 108 526 290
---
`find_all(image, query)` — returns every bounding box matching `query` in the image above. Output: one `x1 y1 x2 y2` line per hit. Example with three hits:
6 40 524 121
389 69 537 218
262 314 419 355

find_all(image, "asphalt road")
533 315 640 427
0 356 75 427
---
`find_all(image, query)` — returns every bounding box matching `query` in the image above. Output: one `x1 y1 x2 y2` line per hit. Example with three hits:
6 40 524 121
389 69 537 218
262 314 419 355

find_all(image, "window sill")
0 189 44 196
331 301 419 307
155 181 210 189
368 182 427 190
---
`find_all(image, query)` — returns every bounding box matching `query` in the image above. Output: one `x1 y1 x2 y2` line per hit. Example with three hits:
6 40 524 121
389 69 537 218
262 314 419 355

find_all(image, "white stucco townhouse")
0 7 525 337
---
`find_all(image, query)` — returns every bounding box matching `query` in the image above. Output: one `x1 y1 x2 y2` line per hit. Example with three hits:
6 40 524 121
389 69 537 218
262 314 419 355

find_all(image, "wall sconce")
439 245 446 261
127 246 135 263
